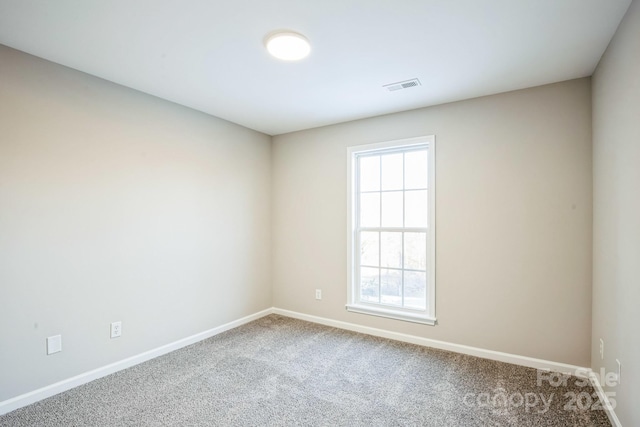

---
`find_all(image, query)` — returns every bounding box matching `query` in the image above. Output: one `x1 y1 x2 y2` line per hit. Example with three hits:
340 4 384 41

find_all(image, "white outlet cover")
47 335 62 355
599 338 604 359
110 321 122 338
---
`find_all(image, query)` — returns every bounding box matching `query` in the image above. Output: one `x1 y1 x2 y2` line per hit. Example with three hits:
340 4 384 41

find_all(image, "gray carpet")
1 315 611 426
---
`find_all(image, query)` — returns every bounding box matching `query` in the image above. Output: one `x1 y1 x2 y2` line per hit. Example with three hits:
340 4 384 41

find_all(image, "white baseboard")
589 371 622 427
272 308 589 374
0 308 274 416
4 307 615 421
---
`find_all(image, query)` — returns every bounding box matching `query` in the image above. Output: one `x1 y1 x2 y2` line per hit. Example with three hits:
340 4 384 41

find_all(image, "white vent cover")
383 78 421 92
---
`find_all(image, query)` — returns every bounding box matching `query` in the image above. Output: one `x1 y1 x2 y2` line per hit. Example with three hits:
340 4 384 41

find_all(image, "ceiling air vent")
383 78 421 92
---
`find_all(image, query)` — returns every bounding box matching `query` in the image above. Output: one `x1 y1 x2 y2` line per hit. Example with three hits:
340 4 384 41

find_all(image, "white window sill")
346 304 437 326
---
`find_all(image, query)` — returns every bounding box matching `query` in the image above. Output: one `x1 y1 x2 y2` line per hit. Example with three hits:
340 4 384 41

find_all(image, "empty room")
0 0 638 426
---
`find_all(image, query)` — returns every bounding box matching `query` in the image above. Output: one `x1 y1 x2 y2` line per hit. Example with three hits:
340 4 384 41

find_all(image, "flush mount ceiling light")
265 31 311 61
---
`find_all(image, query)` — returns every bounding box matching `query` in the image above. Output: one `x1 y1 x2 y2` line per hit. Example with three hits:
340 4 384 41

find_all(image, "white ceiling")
0 0 631 135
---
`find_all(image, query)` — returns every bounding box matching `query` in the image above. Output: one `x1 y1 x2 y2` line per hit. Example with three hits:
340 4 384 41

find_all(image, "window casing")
347 136 436 325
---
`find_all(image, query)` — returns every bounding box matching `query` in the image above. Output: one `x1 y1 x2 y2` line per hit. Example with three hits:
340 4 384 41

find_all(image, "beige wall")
0 45 272 401
592 0 640 425
273 78 593 367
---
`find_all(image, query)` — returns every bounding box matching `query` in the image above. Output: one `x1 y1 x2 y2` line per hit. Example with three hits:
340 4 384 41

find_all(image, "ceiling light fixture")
265 31 311 61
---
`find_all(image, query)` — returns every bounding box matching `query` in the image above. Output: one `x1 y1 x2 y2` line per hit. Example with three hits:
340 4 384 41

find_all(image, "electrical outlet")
46 335 62 355
110 321 122 339
616 359 621 384
599 339 604 360
315 289 322 300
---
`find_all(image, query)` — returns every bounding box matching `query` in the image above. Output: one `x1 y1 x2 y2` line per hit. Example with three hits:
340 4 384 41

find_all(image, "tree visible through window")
347 136 436 325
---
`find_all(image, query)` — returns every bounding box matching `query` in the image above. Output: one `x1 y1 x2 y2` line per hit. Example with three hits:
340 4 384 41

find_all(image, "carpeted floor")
1 315 611 426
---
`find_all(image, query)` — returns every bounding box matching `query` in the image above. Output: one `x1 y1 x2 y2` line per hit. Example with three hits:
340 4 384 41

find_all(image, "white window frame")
346 136 436 325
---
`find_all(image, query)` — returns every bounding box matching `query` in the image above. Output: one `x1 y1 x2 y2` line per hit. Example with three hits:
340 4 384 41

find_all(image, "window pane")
351 139 434 318
360 231 379 267
380 232 402 268
359 155 380 192
360 267 379 303
404 271 426 309
380 269 402 306
405 190 427 228
405 150 428 189
381 153 403 191
381 191 403 227
360 192 380 227
404 232 426 270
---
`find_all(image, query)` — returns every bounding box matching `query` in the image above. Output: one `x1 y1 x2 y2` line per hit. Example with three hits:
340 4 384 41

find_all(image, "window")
347 136 436 325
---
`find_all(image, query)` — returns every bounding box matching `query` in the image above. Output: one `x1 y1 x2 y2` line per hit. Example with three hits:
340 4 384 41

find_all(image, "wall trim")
4 307 613 420
589 371 622 427
273 308 589 374
0 308 274 416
